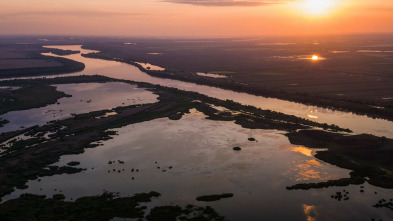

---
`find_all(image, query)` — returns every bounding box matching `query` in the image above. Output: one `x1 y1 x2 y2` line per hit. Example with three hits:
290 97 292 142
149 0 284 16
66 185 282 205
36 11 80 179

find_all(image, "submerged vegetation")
0 119 9 127
0 84 71 115
286 130 393 189
196 194 234 202
0 44 84 78
82 41 393 122
0 75 391 206
0 191 227 220
0 75 391 201
0 43 392 220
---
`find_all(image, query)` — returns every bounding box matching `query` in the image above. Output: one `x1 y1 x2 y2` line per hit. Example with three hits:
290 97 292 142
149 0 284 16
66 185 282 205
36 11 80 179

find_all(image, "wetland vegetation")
0 43 84 78
0 191 227 221
0 75 391 196
0 84 70 116
0 36 392 220
81 37 393 122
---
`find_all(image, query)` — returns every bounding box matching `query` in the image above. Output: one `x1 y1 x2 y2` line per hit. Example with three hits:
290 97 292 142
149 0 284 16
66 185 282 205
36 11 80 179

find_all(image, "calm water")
196 72 228 78
29 45 393 138
4 110 392 221
0 82 158 132
1 45 393 221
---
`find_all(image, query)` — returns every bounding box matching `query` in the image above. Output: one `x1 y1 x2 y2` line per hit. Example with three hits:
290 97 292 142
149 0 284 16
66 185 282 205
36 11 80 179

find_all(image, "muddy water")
0 82 158 132
3 110 392 221
27 45 392 138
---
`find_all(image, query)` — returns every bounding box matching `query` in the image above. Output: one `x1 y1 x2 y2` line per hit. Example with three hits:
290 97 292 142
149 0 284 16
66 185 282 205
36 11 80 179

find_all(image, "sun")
311 55 319 61
301 0 335 15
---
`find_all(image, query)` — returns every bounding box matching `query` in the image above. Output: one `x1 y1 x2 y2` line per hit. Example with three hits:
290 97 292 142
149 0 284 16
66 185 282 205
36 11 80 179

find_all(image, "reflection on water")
269 55 326 61
0 82 158 132
3 110 392 220
294 163 322 181
291 146 313 157
135 62 165 71
308 159 320 165
0 86 20 90
96 111 117 119
307 108 319 119
0 110 356 220
357 50 393 53
330 50 349 54
307 114 319 119
7 45 393 138
256 42 297 46
0 44 391 220
306 108 320 119
303 204 318 221
196 72 228 78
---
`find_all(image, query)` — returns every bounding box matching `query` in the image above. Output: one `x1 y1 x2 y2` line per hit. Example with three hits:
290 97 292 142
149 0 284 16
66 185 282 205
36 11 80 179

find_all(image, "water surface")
5 110 391 221
5 45 392 138
0 82 158 132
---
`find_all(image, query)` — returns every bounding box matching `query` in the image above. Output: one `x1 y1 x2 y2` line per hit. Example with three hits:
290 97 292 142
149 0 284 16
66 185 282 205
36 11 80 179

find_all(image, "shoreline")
0 75 392 204
82 51 393 123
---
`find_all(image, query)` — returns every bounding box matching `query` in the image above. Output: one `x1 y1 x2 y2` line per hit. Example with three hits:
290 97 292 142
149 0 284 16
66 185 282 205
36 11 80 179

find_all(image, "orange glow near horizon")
300 0 336 16
0 0 392 37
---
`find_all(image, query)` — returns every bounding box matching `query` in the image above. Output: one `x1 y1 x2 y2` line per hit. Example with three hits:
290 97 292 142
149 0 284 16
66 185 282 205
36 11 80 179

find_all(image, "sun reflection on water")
307 108 319 119
291 146 313 157
303 204 318 221
284 147 327 181
295 163 321 181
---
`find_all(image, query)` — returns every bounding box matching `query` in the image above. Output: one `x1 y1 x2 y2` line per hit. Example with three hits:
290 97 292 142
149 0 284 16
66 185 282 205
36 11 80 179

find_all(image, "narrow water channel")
6 45 393 138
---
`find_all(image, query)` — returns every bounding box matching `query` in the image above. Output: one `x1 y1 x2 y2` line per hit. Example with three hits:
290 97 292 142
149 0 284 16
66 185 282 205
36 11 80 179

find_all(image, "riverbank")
81 40 393 122
0 43 84 78
0 75 392 203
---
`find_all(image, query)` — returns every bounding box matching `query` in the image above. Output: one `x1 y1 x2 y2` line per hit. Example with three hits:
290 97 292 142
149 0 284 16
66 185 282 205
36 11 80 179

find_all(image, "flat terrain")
0 42 84 77
81 35 393 103
0 36 392 220
0 59 62 70
1 36 392 119
0 84 70 115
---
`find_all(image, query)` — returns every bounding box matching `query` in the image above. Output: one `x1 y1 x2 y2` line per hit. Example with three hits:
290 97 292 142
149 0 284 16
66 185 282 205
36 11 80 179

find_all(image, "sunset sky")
0 0 392 37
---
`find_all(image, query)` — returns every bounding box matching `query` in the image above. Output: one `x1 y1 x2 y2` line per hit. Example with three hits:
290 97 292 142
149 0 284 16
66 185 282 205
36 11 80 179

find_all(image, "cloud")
0 11 147 19
163 0 289 7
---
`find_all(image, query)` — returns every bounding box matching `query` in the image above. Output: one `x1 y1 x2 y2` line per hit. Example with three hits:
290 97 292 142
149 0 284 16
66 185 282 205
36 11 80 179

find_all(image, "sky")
0 0 392 37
